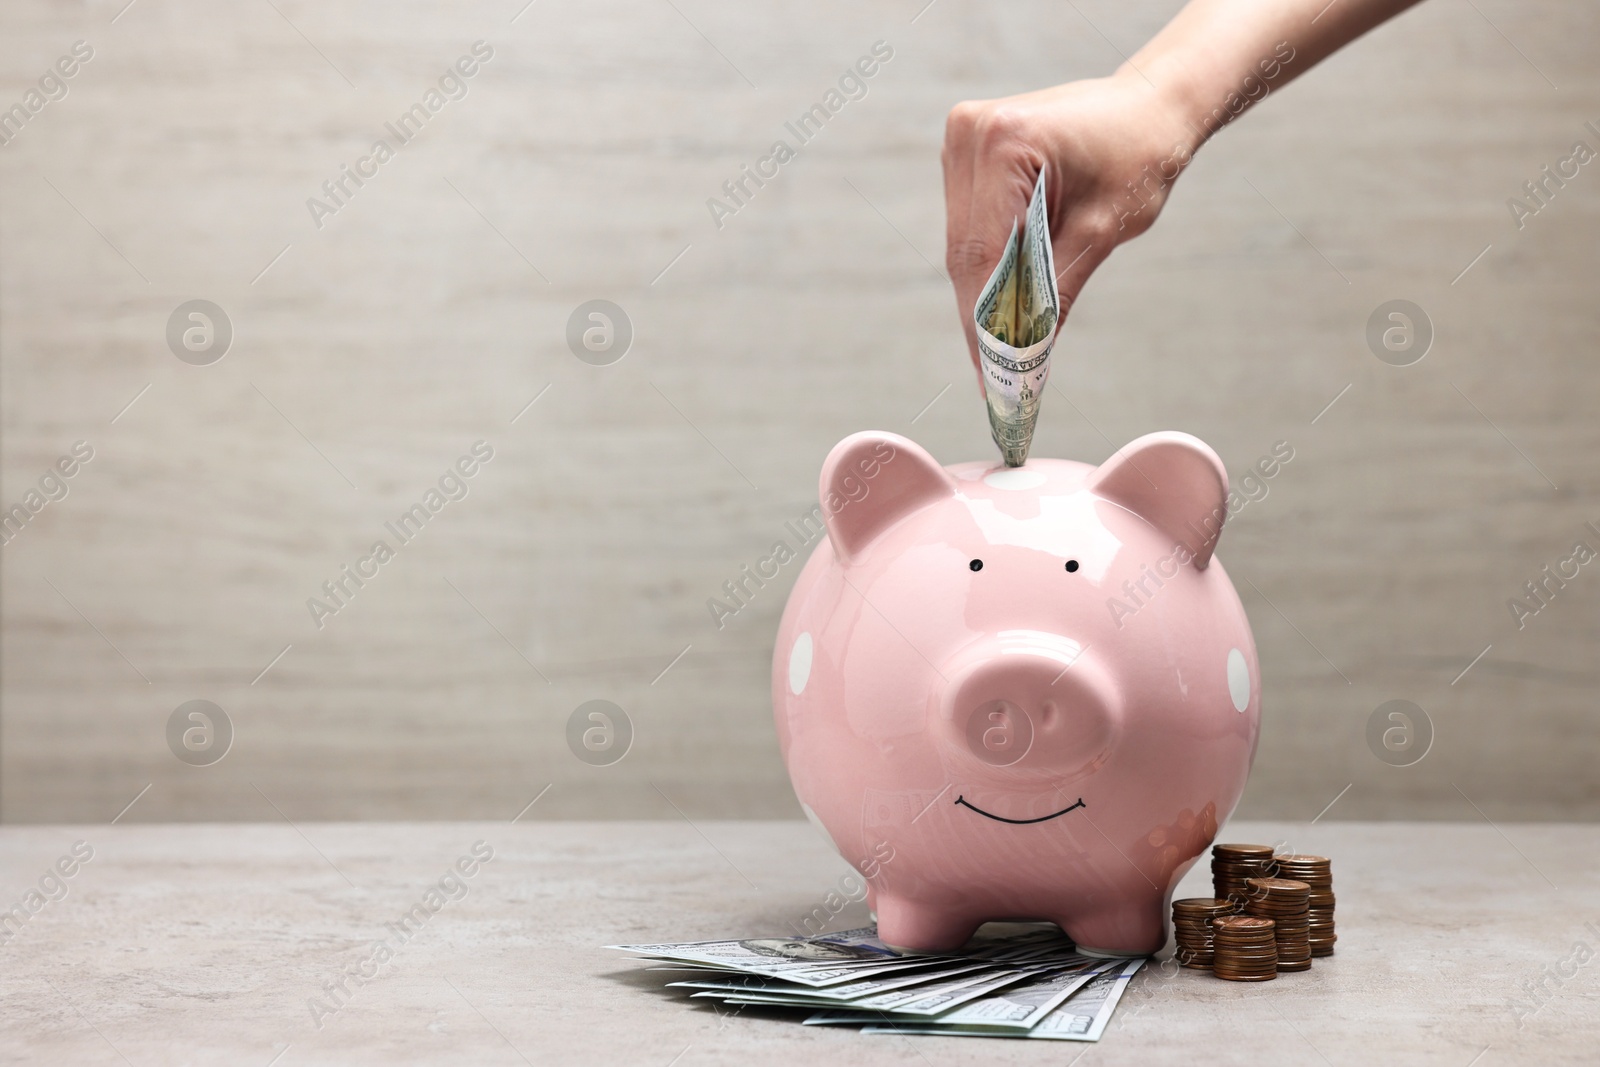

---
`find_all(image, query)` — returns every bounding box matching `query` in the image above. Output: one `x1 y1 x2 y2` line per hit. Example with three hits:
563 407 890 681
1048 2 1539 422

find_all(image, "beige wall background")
1 0 1595 824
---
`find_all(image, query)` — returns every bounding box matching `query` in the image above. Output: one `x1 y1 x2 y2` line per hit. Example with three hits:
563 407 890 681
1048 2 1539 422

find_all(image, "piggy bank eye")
969 559 983 572
1064 560 1080 573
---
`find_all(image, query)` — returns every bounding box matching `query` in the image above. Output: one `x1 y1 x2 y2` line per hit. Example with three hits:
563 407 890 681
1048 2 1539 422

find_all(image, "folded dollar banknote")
975 167 1060 467
607 923 1145 1041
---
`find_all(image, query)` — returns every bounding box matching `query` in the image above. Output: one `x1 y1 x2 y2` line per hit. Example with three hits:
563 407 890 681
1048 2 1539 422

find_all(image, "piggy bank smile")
953 794 1086 824
773 430 1259 956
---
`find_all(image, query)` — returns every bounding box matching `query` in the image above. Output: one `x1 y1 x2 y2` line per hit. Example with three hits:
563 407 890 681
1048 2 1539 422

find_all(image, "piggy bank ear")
1087 431 1229 569
820 432 954 564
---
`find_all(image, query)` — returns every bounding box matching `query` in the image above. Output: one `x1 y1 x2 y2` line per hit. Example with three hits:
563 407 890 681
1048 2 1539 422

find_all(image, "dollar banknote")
711 967 1017 1016
610 926 915 986
862 957 1145 1040
974 167 1060 467
798 956 1104 1025
886 961 1107 1029
667 962 994 1001
611 922 1147 1042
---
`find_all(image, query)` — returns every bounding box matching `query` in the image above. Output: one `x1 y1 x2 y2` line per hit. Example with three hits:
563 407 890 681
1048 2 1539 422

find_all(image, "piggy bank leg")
874 894 980 954
1057 897 1166 958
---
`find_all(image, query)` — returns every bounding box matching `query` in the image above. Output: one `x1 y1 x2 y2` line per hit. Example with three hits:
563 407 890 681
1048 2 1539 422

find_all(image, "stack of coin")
1244 877 1312 972
1172 898 1234 969
1210 915 1278 981
1211 843 1277 910
1275 854 1335 956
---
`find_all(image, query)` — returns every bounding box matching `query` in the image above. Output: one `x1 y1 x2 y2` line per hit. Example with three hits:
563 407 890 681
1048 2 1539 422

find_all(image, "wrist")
1103 63 1206 164
1118 35 1303 152
1111 60 1205 150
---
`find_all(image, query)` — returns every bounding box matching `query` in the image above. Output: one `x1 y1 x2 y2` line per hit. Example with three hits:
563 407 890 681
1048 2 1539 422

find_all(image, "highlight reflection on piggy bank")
772 430 1260 956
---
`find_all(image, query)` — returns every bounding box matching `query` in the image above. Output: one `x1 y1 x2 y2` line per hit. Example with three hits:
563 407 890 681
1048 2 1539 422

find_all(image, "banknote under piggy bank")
772 430 1259 956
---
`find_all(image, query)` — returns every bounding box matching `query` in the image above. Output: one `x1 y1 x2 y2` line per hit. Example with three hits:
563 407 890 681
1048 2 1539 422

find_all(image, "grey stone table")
2 820 1596 1065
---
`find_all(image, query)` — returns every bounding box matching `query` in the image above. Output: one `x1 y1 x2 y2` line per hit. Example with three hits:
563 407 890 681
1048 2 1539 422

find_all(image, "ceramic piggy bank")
772 430 1260 956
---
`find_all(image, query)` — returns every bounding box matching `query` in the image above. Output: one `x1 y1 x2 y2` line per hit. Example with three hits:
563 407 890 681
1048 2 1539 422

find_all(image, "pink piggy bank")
772 430 1260 956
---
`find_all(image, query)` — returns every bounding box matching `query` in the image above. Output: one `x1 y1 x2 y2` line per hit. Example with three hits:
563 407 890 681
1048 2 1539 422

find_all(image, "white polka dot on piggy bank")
788 632 812 695
1227 648 1251 712
771 432 1260 957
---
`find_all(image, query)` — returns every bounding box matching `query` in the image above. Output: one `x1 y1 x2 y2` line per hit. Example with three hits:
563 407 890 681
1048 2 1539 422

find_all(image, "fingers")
1052 248 1109 344
942 101 977 277
1050 222 1116 334
942 101 981 373
944 100 1044 375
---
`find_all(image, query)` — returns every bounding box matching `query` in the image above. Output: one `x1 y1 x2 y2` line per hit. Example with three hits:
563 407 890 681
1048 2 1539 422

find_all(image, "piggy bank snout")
940 636 1120 776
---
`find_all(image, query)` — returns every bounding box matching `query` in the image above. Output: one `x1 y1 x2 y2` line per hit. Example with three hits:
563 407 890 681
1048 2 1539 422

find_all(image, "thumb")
1049 224 1115 335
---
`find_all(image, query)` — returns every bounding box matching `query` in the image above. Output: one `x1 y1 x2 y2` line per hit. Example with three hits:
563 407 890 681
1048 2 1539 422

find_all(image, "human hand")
942 71 1200 377
942 0 1422 378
